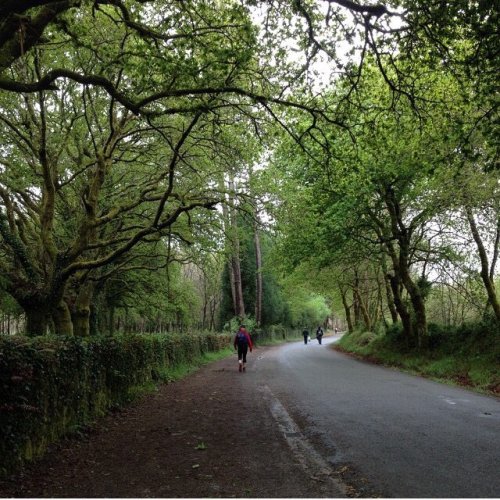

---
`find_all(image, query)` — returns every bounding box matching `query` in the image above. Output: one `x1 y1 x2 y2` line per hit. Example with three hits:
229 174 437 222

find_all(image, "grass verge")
335 329 500 397
151 347 234 385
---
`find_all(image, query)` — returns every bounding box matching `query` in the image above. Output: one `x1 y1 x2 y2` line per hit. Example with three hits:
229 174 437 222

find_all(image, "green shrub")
428 323 458 350
335 319 499 396
384 323 405 346
358 331 377 346
0 332 231 476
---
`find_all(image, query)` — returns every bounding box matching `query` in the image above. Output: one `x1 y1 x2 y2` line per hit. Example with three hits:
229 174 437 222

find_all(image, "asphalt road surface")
253 336 500 498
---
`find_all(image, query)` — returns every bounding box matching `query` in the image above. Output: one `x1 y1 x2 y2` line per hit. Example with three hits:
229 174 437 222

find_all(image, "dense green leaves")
0 0 498 339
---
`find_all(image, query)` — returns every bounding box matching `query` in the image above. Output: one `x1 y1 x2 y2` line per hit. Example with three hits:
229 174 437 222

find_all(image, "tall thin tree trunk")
489 215 500 281
388 273 413 344
228 180 245 318
353 272 362 327
254 220 263 327
340 287 354 333
381 255 398 323
466 207 500 321
231 248 245 318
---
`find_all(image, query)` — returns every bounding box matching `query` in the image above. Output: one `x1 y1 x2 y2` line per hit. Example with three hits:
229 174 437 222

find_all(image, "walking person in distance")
234 325 253 372
302 327 309 344
316 325 324 345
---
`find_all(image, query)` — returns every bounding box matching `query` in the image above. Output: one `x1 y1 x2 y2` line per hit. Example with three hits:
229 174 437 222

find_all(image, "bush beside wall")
0 332 230 476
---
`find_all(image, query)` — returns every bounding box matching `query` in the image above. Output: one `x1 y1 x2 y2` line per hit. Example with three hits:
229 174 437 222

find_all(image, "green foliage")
100 260 203 334
337 319 500 395
253 324 302 345
384 323 407 347
0 332 231 476
282 280 331 328
219 222 291 329
223 316 257 334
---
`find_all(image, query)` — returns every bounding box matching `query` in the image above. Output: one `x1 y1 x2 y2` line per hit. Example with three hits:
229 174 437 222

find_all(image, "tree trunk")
71 282 94 336
384 187 428 346
388 273 413 343
73 309 90 336
231 253 245 318
352 272 362 327
53 300 73 336
340 287 354 333
221 179 245 319
404 278 428 348
385 279 399 323
254 221 263 327
489 216 500 281
228 180 245 319
354 287 371 331
24 303 48 336
108 306 115 336
466 207 500 321
381 255 398 323
398 242 428 347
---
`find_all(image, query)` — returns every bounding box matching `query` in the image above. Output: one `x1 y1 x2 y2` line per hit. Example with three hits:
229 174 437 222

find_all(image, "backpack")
236 331 248 346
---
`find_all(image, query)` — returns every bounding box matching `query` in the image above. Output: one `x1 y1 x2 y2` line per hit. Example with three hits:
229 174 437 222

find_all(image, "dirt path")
0 346 346 498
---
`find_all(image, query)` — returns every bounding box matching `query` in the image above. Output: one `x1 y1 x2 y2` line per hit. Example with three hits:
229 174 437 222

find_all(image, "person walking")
302 327 309 344
234 325 253 372
316 326 324 345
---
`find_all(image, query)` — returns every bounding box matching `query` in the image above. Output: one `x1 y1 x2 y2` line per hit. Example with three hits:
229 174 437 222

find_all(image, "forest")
1 0 499 481
0 1 498 348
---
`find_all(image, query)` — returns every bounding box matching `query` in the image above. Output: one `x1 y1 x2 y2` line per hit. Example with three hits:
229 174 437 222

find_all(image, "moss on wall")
0 332 230 476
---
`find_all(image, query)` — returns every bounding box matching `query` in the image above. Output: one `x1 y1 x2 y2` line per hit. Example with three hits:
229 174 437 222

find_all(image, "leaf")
195 442 207 450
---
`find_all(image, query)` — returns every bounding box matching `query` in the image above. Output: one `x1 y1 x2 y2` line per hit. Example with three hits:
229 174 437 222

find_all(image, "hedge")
0 332 231 476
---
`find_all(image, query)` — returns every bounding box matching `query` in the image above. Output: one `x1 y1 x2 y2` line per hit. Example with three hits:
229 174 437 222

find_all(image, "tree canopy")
0 0 498 339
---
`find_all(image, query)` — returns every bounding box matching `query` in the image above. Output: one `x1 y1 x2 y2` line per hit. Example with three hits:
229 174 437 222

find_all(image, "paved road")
252 336 500 498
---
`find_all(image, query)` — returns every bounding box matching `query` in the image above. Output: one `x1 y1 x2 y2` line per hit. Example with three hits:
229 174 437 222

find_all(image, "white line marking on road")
259 384 347 496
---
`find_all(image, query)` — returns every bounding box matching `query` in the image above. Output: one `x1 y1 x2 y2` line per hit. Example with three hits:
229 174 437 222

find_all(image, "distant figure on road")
334 326 339 335
234 325 253 372
316 326 324 345
302 327 309 344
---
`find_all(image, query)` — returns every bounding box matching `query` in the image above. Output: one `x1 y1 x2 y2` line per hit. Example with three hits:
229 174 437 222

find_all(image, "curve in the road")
252 336 500 498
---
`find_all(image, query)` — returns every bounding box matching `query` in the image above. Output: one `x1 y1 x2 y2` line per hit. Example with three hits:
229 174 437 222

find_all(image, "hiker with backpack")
233 325 253 372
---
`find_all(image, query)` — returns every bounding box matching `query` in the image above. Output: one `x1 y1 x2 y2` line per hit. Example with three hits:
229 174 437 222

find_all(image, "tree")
265 58 499 345
1 0 497 338
0 49 261 335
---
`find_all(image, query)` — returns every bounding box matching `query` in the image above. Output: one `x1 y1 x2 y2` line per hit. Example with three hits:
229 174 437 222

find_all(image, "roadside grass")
128 348 234 401
335 327 500 397
155 348 234 383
